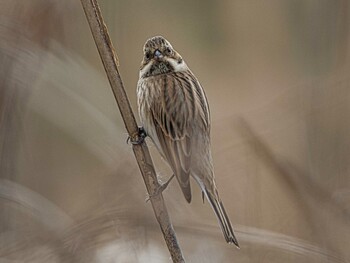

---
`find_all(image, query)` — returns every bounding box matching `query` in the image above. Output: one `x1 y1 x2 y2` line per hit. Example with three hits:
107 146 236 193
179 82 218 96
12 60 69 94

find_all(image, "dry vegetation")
0 1 349 262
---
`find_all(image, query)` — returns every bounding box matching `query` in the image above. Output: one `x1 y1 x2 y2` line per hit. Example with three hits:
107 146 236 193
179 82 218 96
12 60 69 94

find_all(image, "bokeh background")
1 0 350 262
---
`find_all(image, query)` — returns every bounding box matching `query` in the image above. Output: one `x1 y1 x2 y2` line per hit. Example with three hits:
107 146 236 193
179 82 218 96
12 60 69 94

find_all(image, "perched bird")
136 36 239 247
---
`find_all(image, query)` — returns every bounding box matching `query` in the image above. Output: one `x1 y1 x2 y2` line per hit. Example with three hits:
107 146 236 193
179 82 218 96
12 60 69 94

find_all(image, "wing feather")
148 71 209 203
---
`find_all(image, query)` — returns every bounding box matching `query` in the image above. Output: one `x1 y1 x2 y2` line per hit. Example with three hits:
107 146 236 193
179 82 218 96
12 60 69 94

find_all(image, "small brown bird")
136 36 239 247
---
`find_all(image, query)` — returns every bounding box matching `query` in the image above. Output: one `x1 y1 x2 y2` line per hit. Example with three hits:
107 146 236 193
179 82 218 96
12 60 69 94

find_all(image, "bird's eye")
165 48 172 54
145 52 151 59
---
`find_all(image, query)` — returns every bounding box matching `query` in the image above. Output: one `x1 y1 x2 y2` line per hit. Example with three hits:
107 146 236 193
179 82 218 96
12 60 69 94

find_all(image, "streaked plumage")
137 36 239 247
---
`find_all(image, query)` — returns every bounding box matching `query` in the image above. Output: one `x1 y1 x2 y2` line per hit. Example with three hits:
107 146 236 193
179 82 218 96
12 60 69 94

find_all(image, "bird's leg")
146 174 175 202
127 126 147 145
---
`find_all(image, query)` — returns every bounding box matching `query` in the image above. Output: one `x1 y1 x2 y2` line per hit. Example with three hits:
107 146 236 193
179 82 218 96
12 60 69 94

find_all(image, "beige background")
0 1 349 262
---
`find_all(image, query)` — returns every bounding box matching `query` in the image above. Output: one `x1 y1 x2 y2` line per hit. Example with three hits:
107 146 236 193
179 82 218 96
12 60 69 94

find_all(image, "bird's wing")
152 117 192 203
149 72 204 203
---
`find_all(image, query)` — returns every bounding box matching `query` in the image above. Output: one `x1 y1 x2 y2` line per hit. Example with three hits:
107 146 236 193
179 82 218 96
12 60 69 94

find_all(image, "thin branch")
79 0 185 262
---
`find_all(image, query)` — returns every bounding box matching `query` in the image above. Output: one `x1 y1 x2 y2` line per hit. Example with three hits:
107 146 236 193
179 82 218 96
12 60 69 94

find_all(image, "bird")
136 35 239 247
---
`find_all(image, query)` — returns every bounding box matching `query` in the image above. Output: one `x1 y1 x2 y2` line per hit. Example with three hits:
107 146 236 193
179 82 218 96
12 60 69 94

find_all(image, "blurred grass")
0 0 349 262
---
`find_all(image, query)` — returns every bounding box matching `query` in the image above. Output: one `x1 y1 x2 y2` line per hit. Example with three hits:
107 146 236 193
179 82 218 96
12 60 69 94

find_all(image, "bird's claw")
127 127 147 145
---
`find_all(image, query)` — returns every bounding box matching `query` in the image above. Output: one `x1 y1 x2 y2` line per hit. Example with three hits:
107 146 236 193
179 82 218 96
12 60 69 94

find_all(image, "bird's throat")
147 61 173 77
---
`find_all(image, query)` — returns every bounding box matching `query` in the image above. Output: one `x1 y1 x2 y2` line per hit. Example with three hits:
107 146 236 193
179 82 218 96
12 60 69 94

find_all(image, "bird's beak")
154 49 163 60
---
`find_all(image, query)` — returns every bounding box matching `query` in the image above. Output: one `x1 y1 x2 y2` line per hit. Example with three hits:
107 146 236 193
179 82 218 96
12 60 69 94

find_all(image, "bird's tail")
206 190 239 248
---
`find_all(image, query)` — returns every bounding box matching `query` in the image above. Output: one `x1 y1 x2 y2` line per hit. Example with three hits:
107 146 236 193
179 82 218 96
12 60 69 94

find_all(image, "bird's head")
139 36 187 78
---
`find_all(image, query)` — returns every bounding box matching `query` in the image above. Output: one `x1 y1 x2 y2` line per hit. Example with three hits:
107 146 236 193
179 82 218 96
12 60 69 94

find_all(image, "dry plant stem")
79 0 185 262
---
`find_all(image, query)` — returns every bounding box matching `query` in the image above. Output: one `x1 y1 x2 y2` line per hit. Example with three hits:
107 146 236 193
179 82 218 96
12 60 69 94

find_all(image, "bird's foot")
127 127 147 145
146 174 175 202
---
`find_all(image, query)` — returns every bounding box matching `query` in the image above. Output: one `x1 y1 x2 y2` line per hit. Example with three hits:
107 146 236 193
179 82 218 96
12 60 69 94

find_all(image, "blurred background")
1 0 350 262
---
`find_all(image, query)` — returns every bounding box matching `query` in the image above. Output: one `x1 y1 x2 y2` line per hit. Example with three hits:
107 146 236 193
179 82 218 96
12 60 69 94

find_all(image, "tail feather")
206 190 239 248
180 178 192 203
